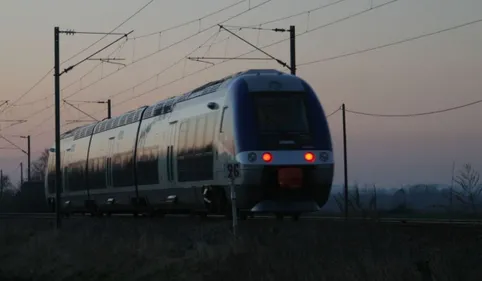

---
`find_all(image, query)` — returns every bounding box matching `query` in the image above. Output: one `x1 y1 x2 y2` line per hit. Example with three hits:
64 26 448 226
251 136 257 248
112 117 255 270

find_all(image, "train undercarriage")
48 185 306 221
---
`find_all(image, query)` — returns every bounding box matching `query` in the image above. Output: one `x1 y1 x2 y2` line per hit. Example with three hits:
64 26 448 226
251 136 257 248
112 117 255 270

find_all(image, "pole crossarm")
58 30 133 76
65 120 95 124
63 100 99 121
0 135 27 155
188 56 272 61
223 25 290 33
64 100 108 104
218 25 292 71
87 58 126 66
59 30 128 36
0 120 26 123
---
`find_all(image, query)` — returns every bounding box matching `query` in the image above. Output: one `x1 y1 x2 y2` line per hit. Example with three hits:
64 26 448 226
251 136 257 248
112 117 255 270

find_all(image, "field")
0 217 481 281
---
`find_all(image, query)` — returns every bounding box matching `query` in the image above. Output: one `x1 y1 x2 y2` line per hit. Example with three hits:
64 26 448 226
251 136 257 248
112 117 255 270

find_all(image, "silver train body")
45 69 334 218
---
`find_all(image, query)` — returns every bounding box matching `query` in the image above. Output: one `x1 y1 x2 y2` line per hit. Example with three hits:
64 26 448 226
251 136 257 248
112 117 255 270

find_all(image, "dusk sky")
0 0 481 187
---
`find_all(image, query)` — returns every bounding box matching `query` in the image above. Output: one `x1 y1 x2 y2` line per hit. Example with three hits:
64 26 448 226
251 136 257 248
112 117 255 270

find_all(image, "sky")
0 0 481 187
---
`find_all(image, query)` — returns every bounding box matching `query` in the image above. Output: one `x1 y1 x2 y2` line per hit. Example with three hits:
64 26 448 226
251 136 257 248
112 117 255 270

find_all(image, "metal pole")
230 177 238 236
107 99 111 119
450 161 455 223
0 169 3 212
342 103 348 219
289 25 296 75
54 26 62 228
27 135 31 182
20 162 23 186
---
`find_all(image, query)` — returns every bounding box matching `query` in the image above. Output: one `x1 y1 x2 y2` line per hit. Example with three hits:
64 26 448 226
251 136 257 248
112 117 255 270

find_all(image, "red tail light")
304 152 315 162
262 152 272 163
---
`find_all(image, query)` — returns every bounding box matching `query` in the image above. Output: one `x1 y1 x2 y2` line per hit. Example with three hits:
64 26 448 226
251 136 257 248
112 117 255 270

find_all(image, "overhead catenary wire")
5 33 131 132
59 31 133 76
132 0 248 39
99 0 399 109
0 0 400 138
326 106 342 118
3 35 127 127
12 96 50 107
14 0 398 134
0 70 53 115
346 98 482 117
62 0 155 66
31 0 379 118
66 0 390 104
87 0 481 118
298 17 482 67
28 105 64 136
62 0 273 101
60 39 128 93
36 33 226 133
103 29 222 101
13 0 481 139
81 0 396 116
8 2 268 136
0 0 155 116
1 104 55 132
226 0 349 29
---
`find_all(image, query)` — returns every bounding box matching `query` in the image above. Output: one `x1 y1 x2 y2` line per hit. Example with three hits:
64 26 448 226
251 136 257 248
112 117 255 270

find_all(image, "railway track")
1 212 481 226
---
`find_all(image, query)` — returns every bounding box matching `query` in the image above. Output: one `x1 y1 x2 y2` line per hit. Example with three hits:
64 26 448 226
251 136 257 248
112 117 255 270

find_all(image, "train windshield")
254 92 310 134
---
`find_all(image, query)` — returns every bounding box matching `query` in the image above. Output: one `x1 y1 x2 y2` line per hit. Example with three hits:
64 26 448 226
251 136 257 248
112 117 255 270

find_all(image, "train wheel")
291 213 300 221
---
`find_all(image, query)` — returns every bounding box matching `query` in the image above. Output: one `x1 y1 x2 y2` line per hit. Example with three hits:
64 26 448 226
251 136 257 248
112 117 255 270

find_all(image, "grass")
0 217 481 281
313 210 482 220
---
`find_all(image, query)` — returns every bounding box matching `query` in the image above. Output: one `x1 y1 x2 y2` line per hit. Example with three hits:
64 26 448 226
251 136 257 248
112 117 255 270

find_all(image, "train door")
215 106 233 181
63 149 71 193
105 137 115 189
165 121 178 189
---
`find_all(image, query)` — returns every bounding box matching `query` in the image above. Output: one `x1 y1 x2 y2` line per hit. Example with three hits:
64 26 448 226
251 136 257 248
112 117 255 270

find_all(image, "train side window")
186 117 196 155
203 113 215 152
177 121 188 156
220 106 233 137
194 115 206 154
219 107 227 133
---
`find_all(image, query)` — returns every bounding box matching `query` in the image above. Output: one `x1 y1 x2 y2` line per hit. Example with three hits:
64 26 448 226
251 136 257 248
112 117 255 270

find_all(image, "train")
45 69 334 220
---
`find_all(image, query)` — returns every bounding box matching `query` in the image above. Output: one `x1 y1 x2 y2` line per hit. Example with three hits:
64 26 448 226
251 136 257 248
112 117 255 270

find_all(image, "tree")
0 173 13 209
1 173 12 190
453 163 482 213
31 148 49 181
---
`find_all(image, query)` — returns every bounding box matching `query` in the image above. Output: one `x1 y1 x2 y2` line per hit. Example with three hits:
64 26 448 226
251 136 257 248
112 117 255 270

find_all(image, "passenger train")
45 69 334 220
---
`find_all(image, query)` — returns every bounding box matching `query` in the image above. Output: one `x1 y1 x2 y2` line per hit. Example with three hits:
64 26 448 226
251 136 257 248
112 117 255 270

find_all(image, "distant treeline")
0 181 50 213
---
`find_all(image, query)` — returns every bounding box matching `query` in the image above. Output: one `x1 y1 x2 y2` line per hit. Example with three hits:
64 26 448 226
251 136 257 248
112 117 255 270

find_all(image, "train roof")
140 69 287 120
61 69 288 140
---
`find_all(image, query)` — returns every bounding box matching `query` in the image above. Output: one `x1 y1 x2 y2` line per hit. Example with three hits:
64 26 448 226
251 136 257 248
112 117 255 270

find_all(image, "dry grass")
0 217 481 281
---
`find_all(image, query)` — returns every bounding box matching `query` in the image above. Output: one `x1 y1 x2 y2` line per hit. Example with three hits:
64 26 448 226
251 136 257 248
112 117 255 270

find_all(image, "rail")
0 212 481 226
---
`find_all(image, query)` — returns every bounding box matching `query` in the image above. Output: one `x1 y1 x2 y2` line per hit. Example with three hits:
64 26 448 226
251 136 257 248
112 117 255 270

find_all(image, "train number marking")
226 163 240 179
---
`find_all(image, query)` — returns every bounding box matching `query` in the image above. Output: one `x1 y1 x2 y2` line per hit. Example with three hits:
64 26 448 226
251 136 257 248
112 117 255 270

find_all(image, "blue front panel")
231 78 258 152
230 77 332 153
301 80 333 151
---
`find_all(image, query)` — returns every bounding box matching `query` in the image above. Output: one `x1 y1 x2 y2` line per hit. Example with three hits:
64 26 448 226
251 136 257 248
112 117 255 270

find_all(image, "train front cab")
230 74 334 215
